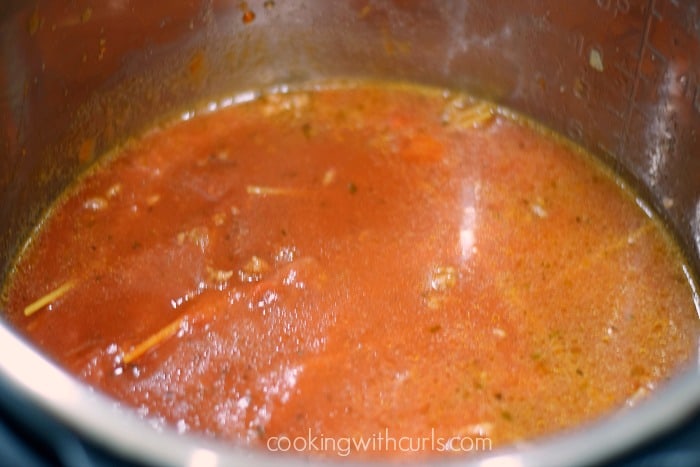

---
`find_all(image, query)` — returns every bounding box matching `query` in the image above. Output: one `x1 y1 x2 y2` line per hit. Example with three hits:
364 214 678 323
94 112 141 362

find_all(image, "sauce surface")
3 82 699 459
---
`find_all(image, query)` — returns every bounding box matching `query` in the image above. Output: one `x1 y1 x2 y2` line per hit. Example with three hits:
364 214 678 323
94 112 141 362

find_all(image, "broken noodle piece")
23 280 76 316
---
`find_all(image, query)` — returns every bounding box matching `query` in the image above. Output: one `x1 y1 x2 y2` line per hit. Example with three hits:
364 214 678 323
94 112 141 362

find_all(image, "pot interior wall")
1 3 700 467
1 0 699 301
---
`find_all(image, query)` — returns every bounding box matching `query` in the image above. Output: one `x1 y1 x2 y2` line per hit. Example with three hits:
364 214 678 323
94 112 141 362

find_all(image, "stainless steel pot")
1 1 699 465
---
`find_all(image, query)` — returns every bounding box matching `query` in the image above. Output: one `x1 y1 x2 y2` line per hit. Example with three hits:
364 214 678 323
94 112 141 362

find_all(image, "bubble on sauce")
531 202 548 218
275 246 297 263
429 266 458 292
176 226 210 252
261 92 310 118
589 48 604 72
83 197 108 211
106 183 122 198
170 286 205 310
146 194 160 206
206 266 234 288
180 110 195 121
212 212 227 226
223 366 304 440
176 419 189 434
452 423 494 441
441 97 495 129
237 392 251 410
259 366 302 404
625 384 652 407
255 290 278 309
459 182 479 261
239 256 270 282
322 168 337 186
425 265 459 309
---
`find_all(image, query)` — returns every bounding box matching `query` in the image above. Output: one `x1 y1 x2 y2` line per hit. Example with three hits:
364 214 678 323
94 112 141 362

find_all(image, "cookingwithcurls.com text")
266 428 492 457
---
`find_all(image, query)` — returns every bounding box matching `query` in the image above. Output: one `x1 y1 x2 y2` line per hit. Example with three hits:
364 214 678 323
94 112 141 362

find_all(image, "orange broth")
2 82 699 459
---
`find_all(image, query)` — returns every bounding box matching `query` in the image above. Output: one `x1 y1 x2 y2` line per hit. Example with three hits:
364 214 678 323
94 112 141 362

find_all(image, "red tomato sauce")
2 82 699 459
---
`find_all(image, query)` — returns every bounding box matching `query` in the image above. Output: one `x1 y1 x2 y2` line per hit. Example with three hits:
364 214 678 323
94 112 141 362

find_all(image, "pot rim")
0 319 698 467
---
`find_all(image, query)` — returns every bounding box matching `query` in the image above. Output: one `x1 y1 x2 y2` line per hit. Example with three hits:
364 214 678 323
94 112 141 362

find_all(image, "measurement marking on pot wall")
618 0 657 156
